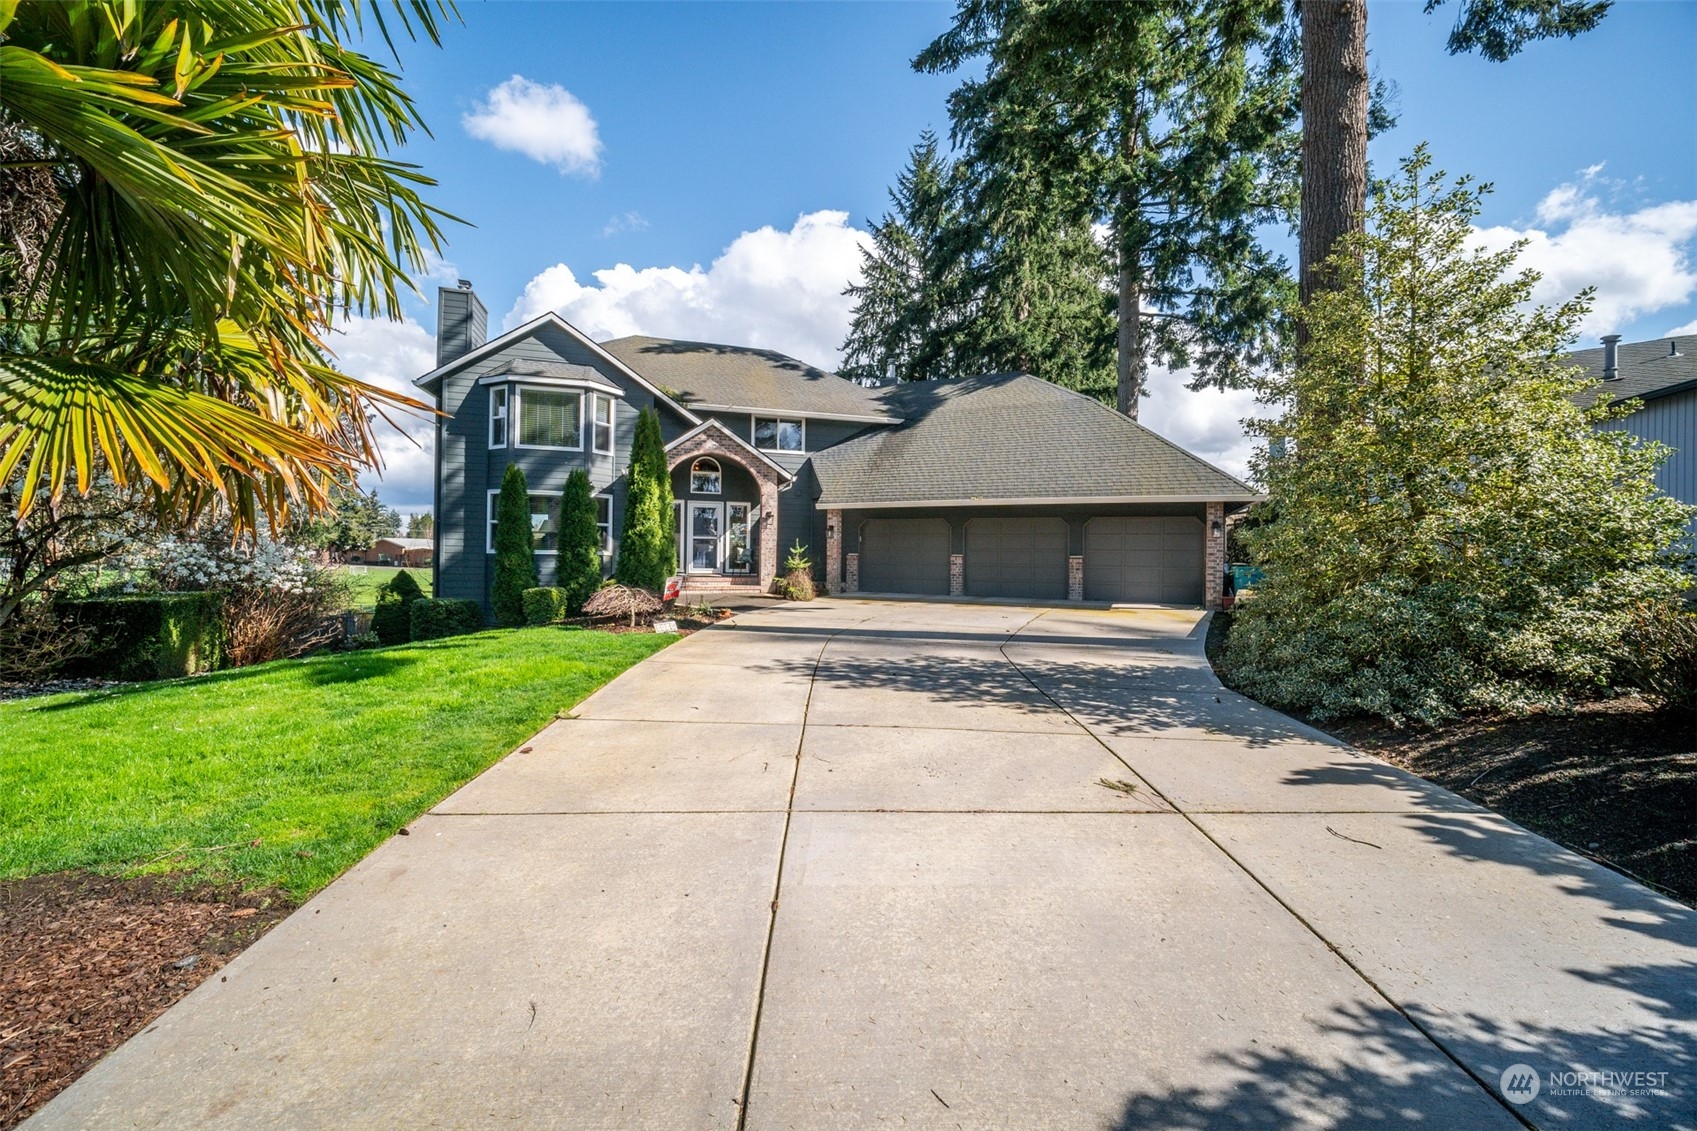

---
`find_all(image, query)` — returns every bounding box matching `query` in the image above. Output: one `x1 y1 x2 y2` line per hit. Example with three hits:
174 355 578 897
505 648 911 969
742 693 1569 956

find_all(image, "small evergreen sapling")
492 464 538 627
556 469 604 612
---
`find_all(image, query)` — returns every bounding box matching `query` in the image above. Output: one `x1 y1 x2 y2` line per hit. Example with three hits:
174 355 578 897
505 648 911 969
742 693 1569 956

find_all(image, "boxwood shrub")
370 569 426 646
410 597 484 641
522 587 571 626
59 593 225 681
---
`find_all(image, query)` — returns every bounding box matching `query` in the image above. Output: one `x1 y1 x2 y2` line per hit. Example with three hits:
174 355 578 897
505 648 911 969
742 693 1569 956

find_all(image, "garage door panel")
965 518 1068 600
1084 517 1204 605
859 518 951 595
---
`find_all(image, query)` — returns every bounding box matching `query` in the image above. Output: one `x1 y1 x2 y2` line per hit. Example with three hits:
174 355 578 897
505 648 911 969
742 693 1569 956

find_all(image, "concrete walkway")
28 601 1696 1130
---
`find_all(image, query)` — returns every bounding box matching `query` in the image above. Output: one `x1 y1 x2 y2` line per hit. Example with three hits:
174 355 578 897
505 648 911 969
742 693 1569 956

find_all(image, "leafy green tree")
918 0 1299 416
556 469 603 612
1225 149 1692 724
291 482 401 555
841 133 972 385
615 408 675 590
491 464 537 627
0 0 452 530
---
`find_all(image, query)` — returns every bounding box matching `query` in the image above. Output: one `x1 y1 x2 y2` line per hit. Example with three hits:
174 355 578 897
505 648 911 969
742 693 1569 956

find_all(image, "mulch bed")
0 872 294 1129
1205 613 1696 907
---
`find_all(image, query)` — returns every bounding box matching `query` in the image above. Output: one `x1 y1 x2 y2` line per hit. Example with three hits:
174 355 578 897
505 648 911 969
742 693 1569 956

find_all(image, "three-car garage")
850 510 1208 606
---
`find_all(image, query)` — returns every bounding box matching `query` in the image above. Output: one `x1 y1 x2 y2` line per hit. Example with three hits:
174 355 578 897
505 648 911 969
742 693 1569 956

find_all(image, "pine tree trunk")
1299 0 1369 326
1117 253 1142 418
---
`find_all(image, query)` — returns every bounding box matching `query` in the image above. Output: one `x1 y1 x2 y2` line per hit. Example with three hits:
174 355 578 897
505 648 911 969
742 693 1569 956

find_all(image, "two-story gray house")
415 281 1260 614
1569 333 1697 540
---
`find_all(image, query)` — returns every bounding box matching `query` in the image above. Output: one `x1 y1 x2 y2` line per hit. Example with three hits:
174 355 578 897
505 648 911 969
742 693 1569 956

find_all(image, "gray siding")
432 326 696 614
436 286 487 368
1608 388 1697 537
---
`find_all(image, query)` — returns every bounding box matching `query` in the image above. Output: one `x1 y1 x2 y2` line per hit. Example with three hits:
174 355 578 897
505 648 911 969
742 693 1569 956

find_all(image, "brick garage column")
949 553 965 597
1204 501 1227 610
824 509 843 594
845 552 860 592
1068 555 1084 601
759 480 780 593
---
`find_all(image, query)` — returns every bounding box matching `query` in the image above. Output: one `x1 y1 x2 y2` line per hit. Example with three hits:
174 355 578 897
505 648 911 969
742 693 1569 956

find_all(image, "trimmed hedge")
522 587 571 626
410 598 484 641
370 569 425 646
59 593 225 681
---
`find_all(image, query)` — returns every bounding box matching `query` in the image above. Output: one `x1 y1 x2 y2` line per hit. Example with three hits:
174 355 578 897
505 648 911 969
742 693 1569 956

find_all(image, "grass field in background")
0 628 671 896
334 564 433 612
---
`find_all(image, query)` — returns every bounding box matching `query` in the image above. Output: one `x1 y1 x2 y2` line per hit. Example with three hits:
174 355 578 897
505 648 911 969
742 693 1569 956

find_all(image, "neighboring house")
346 537 433 568
416 281 1259 613
1568 334 1697 538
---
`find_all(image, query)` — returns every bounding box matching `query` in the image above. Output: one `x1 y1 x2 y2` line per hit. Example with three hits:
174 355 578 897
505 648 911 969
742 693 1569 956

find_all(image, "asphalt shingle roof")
599 336 896 420
810 373 1259 507
1566 335 1697 408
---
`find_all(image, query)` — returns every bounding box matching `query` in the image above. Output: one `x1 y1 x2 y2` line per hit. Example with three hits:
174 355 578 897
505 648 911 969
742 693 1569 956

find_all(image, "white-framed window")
489 387 509 448
690 457 722 494
753 416 804 452
595 495 612 555
592 395 614 454
487 489 562 554
515 387 583 450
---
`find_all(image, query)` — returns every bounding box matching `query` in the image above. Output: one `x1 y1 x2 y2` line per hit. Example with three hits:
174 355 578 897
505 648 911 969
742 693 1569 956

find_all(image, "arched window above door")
690 457 722 494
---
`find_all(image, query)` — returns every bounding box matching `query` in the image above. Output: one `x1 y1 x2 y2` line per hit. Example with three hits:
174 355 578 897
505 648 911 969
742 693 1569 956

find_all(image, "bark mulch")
0 872 294 1129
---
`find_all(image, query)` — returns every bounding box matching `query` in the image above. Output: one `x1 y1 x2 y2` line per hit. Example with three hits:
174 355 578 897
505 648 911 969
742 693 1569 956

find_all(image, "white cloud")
506 210 870 367
327 313 438 512
1474 168 1697 337
1138 366 1261 481
463 76 602 177
601 210 649 237
1666 318 1697 337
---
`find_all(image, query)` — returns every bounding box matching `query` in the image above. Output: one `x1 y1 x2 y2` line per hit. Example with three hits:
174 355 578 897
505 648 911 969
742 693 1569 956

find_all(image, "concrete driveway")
28 601 1696 1130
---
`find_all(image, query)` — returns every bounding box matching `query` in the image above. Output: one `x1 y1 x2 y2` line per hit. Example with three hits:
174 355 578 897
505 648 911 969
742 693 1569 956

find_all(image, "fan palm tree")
0 0 456 528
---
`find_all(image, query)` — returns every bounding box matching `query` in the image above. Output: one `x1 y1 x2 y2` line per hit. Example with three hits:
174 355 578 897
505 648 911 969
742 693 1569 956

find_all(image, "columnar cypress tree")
557 468 603 612
491 463 537 626
615 407 675 590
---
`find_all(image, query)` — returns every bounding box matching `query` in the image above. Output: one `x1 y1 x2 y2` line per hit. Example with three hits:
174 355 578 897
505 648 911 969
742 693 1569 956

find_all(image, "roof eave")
814 493 1266 509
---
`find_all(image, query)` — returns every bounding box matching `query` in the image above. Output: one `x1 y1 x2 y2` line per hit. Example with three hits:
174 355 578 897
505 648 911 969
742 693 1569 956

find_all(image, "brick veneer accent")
824 509 843 594
949 553 965 597
666 426 784 594
845 552 860 592
1067 555 1084 601
1204 501 1227 610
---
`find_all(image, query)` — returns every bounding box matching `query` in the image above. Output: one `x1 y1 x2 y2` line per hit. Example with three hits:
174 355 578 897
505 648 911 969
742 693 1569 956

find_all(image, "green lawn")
334 564 433 612
0 628 672 897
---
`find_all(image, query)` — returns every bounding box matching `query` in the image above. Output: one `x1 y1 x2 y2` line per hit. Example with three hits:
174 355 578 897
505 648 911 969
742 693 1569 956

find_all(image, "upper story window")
593 395 614 454
489 387 509 448
690 457 722 494
516 387 582 450
754 416 804 452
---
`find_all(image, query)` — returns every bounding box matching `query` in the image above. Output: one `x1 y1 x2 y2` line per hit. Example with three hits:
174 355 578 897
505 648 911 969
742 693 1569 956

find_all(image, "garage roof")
811 373 1260 508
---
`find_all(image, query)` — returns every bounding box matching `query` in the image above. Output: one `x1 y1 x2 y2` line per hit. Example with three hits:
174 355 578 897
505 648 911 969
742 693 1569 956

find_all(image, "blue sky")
345 0 1697 510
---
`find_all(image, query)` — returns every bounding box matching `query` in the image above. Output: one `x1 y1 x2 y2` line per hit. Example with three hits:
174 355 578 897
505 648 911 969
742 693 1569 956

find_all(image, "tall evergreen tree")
1299 0 1609 330
615 407 675 590
840 133 970 385
918 0 1300 417
491 463 537 627
406 512 434 539
556 469 603 612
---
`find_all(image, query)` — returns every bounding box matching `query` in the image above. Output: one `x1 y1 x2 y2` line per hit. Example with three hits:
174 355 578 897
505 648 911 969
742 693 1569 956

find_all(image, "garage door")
965 517 1068 599
1083 516 1204 604
858 518 951 595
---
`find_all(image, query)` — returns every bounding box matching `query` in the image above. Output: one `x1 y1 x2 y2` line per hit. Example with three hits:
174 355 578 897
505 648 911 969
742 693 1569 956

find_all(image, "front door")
688 503 722 573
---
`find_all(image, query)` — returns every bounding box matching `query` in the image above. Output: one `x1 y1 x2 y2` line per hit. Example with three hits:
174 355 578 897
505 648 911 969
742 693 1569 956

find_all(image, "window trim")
592 394 615 455
489 387 509 449
751 414 806 453
513 385 584 452
486 488 563 555
595 493 613 556
690 456 723 495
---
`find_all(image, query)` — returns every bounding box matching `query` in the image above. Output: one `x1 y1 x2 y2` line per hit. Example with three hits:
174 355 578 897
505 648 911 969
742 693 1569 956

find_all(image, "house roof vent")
1670 339 1683 358
457 278 474 290
1601 334 1622 380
